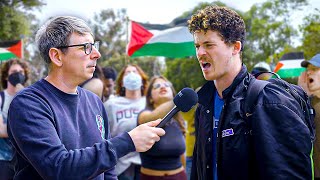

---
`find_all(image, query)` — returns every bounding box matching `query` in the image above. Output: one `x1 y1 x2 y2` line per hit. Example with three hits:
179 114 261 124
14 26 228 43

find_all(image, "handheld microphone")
156 87 198 128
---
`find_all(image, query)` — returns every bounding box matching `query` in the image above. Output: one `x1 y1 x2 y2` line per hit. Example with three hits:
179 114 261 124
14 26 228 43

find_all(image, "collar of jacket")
197 64 248 106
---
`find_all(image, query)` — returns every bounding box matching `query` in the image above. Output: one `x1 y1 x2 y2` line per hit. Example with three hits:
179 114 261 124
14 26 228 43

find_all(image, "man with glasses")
7 16 165 179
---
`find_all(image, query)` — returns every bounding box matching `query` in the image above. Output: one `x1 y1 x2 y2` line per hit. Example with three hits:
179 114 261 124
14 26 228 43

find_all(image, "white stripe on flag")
148 27 193 43
279 59 304 69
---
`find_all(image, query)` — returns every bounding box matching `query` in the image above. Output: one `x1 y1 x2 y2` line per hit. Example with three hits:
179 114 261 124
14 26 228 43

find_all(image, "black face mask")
8 72 26 86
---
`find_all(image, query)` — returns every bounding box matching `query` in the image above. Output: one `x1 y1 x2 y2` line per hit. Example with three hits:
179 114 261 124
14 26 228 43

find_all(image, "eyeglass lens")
85 42 100 55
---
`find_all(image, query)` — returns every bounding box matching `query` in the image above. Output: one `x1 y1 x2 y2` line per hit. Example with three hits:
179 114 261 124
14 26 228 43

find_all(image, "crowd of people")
0 4 319 180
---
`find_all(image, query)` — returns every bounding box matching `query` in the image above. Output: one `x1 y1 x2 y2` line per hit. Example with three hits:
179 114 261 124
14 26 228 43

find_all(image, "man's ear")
232 41 242 55
48 48 63 67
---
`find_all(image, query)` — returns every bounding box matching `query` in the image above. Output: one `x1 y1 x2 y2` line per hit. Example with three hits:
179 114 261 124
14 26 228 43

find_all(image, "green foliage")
90 9 128 62
300 9 320 59
242 0 308 70
165 58 206 92
0 0 44 40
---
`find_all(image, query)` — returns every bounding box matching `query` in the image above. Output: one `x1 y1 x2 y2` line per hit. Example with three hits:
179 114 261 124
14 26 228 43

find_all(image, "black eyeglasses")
56 41 100 55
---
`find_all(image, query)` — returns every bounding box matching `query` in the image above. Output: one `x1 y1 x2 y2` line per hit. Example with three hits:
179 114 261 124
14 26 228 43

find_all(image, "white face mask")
123 72 142 90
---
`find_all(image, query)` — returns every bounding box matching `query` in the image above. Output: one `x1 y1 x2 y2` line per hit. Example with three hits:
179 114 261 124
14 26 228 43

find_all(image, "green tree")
90 9 128 63
300 8 320 59
0 0 44 40
165 58 206 92
90 8 160 78
242 0 308 70
0 0 45 84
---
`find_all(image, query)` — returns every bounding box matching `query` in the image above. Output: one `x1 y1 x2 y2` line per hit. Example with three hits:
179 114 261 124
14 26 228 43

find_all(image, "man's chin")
203 74 216 81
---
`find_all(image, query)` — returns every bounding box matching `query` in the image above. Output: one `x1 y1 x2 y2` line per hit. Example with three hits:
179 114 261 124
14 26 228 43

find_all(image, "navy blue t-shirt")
7 79 135 179
140 114 185 170
213 91 224 179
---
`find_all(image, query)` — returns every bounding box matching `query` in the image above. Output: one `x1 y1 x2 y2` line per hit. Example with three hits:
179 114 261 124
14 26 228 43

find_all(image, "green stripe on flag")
0 52 17 61
276 67 305 78
131 42 196 58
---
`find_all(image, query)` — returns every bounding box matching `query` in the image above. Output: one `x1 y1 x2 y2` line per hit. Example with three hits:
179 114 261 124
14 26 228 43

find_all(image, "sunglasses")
152 82 171 89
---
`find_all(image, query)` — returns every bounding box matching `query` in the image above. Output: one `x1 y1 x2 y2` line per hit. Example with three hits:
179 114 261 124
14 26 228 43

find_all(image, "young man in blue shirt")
188 5 313 180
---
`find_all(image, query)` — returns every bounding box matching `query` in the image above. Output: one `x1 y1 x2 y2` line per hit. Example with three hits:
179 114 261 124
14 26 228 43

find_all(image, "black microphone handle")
156 106 180 128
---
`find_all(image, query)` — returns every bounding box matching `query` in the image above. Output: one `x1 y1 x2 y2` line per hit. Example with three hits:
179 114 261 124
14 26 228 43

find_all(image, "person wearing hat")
251 62 272 80
299 53 320 179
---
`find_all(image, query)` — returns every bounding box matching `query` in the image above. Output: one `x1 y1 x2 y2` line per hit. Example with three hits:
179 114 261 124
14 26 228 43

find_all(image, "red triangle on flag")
127 21 153 56
273 62 284 73
7 40 22 58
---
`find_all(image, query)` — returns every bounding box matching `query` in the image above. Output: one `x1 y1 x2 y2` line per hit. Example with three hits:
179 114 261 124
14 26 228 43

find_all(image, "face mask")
8 72 26 86
123 72 142 90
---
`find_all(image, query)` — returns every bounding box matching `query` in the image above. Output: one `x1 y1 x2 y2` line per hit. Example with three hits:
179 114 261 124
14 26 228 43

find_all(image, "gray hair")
35 16 93 64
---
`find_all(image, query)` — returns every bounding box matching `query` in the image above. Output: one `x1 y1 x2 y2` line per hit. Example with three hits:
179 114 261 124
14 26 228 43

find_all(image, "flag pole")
125 16 130 65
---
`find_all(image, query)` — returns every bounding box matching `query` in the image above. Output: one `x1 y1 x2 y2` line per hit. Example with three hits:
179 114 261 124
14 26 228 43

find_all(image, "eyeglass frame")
56 41 100 55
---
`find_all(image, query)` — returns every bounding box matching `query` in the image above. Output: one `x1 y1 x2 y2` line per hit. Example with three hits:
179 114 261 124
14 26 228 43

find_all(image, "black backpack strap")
0 91 4 111
245 78 270 117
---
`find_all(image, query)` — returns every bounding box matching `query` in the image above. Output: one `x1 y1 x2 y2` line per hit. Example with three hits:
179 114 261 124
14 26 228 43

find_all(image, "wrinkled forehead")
153 78 167 84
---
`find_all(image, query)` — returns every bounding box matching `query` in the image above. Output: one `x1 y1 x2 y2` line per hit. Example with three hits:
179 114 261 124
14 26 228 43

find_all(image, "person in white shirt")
104 64 149 180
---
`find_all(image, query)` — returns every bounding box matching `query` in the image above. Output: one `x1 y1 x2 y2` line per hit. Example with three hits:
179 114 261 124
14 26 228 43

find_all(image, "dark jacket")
191 65 313 180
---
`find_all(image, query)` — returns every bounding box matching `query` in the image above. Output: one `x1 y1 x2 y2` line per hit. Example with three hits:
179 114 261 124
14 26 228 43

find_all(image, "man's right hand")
128 119 165 152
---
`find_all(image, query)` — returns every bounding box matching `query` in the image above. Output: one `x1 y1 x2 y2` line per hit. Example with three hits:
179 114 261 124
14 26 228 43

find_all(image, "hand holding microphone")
156 87 198 128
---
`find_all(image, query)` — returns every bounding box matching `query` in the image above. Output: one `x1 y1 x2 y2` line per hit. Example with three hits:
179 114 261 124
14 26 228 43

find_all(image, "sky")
35 0 269 24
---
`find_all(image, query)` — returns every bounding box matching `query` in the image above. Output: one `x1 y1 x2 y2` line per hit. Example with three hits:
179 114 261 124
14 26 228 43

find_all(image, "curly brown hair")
116 64 149 97
188 5 246 51
1 58 29 89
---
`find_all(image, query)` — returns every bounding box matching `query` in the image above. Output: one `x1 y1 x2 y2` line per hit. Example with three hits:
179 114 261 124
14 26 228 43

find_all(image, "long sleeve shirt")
8 79 135 180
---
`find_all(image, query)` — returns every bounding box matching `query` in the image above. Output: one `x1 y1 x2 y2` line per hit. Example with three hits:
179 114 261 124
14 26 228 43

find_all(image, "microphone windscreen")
173 87 198 112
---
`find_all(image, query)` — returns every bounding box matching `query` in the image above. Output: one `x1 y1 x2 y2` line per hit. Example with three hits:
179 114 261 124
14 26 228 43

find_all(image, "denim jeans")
186 157 193 180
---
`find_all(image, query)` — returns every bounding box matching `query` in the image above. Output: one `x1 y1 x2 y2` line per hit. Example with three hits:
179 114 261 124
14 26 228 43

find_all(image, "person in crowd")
80 64 104 99
104 64 149 180
299 53 320 180
7 16 165 179
181 86 200 180
102 66 117 102
188 5 313 179
251 61 273 80
137 75 187 180
0 58 29 180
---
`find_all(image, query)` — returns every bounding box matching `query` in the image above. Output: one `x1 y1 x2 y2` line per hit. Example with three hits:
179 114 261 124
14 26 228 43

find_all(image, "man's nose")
197 46 206 57
91 47 101 60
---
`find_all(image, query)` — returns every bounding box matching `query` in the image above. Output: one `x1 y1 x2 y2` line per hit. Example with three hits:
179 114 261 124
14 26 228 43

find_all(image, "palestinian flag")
273 52 305 78
126 20 195 58
0 40 23 61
